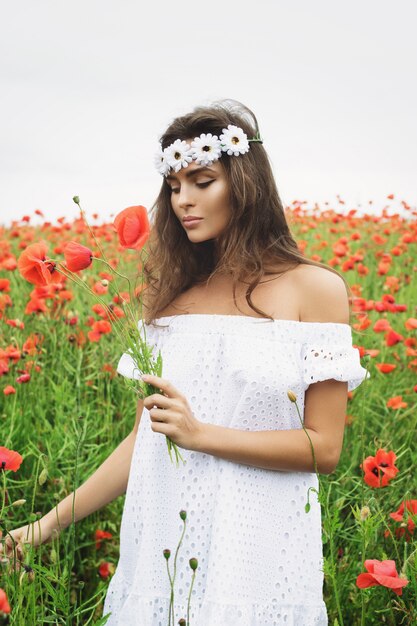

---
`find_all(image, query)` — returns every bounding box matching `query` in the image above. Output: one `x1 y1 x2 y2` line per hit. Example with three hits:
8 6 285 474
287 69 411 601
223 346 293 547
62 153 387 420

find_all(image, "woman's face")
166 159 233 243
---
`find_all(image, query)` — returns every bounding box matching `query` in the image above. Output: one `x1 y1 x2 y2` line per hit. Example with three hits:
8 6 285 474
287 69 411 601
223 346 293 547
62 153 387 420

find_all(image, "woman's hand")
0 518 57 570
142 374 205 451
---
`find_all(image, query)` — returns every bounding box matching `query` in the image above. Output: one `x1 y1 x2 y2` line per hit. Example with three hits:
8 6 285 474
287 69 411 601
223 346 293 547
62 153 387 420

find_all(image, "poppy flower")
356 559 408 595
87 320 112 342
389 500 417 535
0 446 23 472
22 334 44 356
376 363 396 374
113 206 150 251
17 242 61 286
16 373 30 384
25 298 48 315
95 529 113 549
0 279 10 292
386 396 407 409
3 385 16 395
64 241 94 272
98 561 114 579
360 449 399 488
0 588 11 614
5 318 24 329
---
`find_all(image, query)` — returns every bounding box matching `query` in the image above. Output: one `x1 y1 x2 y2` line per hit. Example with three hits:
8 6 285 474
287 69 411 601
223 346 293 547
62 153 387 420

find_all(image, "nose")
177 184 195 208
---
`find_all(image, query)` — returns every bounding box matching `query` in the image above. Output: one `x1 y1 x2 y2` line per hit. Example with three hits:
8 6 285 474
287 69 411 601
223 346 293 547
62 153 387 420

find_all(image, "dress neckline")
151 313 351 328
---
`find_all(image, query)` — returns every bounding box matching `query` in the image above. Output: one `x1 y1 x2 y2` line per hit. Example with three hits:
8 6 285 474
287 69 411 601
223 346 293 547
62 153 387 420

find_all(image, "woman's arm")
195 378 347 474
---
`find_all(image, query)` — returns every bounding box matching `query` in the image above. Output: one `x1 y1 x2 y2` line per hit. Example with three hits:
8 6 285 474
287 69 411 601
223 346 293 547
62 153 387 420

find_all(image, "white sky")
1 0 416 226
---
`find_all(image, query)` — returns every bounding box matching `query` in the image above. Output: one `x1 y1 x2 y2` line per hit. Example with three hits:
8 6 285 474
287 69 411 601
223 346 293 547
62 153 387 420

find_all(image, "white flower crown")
154 124 263 176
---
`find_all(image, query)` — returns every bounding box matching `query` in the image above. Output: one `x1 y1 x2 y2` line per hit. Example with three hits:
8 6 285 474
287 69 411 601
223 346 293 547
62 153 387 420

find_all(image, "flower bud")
360 506 370 521
73 196 80 205
178 619 186 625
179 510 187 521
287 390 297 403
39 468 48 485
189 557 198 571
163 549 171 560
11 499 26 507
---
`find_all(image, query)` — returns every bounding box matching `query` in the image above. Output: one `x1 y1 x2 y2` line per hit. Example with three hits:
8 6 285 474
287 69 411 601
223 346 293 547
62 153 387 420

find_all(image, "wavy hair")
142 99 352 326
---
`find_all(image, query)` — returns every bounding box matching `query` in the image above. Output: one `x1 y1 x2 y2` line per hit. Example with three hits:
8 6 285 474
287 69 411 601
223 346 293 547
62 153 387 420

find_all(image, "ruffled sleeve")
300 323 369 392
117 351 141 380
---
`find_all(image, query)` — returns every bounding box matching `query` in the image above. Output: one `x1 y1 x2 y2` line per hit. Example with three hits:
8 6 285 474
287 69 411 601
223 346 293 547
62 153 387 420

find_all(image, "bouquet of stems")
17 196 185 467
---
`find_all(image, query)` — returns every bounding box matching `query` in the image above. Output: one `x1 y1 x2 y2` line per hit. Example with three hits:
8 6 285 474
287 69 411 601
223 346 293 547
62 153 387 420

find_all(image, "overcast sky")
1 0 416 226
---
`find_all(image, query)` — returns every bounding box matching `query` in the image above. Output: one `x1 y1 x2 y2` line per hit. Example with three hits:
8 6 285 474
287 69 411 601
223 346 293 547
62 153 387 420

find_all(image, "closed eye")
169 180 214 194
196 180 214 188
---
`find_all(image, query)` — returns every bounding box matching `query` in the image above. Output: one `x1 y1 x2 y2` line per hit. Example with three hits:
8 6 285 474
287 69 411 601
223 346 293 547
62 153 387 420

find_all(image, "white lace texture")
104 315 368 625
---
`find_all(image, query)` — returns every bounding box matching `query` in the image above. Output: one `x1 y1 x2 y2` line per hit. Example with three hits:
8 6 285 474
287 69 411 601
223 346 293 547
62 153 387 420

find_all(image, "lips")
183 217 203 223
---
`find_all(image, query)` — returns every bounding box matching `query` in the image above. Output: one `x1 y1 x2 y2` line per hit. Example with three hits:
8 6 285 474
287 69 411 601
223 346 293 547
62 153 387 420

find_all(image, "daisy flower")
164 139 193 173
191 133 222 166
219 125 250 156
154 146 170 176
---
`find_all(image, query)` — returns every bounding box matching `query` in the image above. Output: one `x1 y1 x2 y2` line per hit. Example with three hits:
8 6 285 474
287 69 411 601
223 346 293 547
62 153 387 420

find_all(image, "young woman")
2 100 367 625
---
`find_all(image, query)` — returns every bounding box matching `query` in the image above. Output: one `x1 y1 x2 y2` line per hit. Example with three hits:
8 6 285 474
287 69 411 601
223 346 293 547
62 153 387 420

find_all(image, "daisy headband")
154 124 263 176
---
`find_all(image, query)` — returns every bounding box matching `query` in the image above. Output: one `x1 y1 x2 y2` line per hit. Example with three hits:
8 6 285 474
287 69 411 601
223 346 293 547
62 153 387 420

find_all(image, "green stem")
187 570 197 625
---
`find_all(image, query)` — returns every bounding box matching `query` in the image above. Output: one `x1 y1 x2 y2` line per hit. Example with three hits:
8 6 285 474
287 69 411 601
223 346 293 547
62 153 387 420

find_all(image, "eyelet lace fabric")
103 314 368 625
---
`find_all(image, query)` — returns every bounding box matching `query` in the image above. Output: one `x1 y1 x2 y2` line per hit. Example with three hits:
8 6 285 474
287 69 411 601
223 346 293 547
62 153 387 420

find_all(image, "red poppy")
25 298 48 315
95 529 113 549
390 500 417 536
113 206 150 251
0 279 10 292
376 363 396 374
16 373 31 384
0 446 23 472
98 561 114 579
87 320 112 342
360 449 399 488
93 281 108 295
373 319 391 333
22 334 44 356
5 318 25 329
0 588 11 614
64 241 94 272
356 559 408 595
3 385 16 395
17 242 61 286
386 396 408 409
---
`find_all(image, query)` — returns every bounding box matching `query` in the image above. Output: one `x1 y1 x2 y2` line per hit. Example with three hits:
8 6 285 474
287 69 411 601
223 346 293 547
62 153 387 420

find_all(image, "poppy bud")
11 499 26 507
189 558 198 571
73 196 80 205
360 506 370 521
287 390 297 403
178 620 186 625
180 510 187 521
163 549 171 560
39 468 48 485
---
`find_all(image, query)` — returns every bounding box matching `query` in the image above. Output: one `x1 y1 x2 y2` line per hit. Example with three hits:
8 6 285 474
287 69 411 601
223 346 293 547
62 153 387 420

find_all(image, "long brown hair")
142 99 352 325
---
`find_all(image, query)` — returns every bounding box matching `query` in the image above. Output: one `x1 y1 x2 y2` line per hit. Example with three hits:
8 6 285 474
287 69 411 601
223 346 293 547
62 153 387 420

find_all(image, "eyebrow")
166 166 216 181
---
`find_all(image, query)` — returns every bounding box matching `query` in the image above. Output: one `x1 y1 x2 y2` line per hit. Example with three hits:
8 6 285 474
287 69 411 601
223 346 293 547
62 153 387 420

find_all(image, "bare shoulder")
294 264 350 324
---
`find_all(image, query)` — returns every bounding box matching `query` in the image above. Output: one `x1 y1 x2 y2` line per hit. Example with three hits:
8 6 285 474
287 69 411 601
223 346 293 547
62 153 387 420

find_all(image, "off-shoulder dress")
102 314 368 626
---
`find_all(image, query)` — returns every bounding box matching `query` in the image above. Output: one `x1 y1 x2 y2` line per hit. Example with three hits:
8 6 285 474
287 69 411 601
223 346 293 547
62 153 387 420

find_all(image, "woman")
2 100 367 625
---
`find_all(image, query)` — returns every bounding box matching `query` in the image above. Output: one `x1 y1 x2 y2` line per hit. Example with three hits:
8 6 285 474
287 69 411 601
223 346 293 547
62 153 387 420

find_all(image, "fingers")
142 375 182 399
148 407 168 422
143 393 171 410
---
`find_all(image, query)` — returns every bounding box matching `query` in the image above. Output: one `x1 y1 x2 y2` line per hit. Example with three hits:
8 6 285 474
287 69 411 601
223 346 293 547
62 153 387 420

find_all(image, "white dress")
103 314 368 626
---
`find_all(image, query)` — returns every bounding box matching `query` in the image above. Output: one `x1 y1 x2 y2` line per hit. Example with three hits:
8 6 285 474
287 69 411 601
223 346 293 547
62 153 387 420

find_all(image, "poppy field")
0 197 417 625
